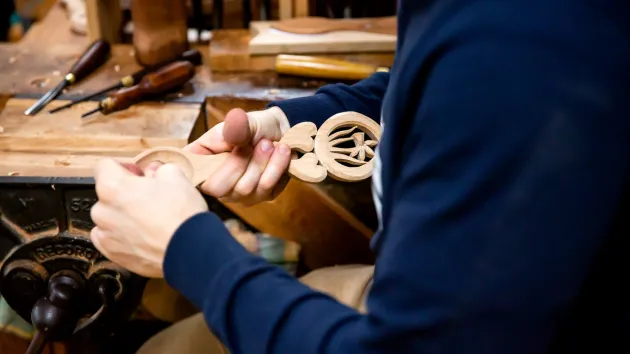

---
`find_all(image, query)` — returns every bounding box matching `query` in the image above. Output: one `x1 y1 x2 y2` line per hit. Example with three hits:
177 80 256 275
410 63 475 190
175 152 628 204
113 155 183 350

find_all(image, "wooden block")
0 99 205 156
279 0 293 20
209 29 395 73
249 21 396 55
206 98 375 269
86 0 123 43
294 0 310 17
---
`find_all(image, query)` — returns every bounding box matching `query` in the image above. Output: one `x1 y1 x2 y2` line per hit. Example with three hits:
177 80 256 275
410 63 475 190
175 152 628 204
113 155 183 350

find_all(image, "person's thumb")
222 108 254 147
223 107 289 147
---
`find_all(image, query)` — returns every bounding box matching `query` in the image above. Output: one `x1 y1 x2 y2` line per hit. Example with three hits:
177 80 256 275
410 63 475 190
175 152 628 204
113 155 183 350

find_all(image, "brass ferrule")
121 75 135 87
65 73 76 84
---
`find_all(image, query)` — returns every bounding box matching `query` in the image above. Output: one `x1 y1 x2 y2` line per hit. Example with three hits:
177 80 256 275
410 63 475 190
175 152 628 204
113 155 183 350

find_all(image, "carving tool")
275 54 389 81
271 16 397 35
24 39 111 116
49 49 203 114
81 61 195 118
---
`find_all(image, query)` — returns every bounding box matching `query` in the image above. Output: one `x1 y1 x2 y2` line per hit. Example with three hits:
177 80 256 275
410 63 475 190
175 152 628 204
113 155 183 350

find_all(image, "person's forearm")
267 72 390 127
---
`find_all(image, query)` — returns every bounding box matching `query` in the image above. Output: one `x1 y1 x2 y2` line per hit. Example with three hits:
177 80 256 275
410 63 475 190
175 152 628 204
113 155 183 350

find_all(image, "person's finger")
254 143 291 200
199 146 253 198
143 161 164 178
222 108 254 147
90 202 123 232
120 163 145 176
153 163 190 183
91 226 116 260
94 158 137 204
231 139 274 199
183 122 232 154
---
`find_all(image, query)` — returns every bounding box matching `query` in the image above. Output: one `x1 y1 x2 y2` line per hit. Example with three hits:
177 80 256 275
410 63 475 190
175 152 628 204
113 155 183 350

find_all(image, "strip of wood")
209 29 395 73
0 99 204 156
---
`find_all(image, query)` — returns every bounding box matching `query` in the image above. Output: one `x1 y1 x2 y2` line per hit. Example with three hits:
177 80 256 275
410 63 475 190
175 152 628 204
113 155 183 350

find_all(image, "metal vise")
0 177 147 353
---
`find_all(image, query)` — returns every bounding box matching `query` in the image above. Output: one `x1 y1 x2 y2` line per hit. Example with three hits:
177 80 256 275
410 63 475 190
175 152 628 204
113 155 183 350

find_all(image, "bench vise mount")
0 177 146 354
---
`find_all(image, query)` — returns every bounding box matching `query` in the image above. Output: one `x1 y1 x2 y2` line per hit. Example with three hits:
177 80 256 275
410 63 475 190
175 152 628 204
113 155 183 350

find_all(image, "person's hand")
90 158 209 278
185 106 293 206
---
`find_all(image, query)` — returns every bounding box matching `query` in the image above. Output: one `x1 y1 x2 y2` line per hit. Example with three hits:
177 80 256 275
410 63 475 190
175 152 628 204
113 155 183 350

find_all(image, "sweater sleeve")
163 20 629 354
267 71 389 127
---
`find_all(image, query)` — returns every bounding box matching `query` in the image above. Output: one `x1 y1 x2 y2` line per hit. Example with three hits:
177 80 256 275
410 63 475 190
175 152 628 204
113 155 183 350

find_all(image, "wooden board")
0 99 205 156
0 152 126 177
249 21 397 55
209 29 395 73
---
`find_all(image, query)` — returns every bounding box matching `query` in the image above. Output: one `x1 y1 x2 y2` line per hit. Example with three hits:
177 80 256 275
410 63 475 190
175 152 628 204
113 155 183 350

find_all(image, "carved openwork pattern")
328 126 378 166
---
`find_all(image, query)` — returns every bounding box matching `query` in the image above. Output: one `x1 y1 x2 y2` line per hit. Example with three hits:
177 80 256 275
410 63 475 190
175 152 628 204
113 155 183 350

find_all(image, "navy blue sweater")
164 1 630 353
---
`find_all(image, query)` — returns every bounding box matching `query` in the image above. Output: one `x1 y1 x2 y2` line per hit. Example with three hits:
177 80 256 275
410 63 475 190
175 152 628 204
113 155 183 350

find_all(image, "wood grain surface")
249 20 397 55
0 99 204 156
209 30 395 73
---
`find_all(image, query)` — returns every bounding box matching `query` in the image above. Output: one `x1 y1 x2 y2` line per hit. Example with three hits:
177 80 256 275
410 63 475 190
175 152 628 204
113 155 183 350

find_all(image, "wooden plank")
18 2 89 49
294 0 310 17
279 0 293 20
0 99 204 156
206 98 375 269
249 21 396 55
0 152 128 177
85 0 123 43
209 29 395 72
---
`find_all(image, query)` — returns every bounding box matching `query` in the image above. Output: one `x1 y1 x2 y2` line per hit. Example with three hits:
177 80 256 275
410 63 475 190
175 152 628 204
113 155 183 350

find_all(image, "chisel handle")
126 49 203 86
101 61 195 114
275 55 389 81
66 39 111 84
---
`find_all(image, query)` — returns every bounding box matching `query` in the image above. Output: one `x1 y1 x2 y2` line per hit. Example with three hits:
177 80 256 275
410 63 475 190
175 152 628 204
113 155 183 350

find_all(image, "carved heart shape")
288 152 327 183
281 122 317 153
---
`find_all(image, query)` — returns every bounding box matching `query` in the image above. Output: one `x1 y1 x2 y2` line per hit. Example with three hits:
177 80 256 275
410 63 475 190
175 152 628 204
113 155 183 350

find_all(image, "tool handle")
138 60 195 95
104 61 195 113
67 39 111 83
128 49 202 84
275 55 388 81
179 49 203 66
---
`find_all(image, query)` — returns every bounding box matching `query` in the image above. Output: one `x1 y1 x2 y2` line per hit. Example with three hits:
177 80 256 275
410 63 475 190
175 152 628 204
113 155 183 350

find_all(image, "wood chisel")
81 61 195 118
275 54 389 81
24 39 111 116
49 48 203 114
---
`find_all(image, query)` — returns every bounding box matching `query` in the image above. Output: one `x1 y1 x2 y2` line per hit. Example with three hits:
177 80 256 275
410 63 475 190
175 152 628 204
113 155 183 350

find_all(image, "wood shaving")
54 159 71 166
8 172 19 176
8 57 16 64
114 65 120 72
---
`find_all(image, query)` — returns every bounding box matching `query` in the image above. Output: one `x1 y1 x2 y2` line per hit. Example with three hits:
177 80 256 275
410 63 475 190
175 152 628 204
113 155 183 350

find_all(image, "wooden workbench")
0 2 379 271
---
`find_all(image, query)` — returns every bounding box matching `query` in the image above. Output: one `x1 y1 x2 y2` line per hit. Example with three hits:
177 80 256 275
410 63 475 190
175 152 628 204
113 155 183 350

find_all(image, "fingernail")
279 144 290 155
260 139 272 153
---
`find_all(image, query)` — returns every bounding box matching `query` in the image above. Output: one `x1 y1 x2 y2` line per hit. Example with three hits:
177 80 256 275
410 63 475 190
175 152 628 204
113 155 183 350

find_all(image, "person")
89 1 630 353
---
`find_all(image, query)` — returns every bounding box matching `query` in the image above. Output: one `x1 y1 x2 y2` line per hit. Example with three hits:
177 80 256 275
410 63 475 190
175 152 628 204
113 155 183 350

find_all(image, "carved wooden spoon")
271 16 397 36
133 122 328 185
131 111 382 185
